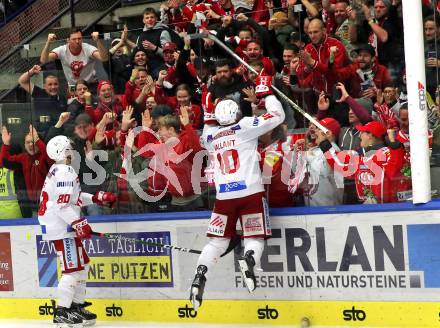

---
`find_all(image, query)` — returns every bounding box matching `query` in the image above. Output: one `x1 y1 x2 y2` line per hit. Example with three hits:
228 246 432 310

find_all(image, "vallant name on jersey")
214 139 236 151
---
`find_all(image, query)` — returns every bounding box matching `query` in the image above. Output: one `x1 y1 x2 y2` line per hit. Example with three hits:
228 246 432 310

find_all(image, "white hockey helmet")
46 135 74 162
215 99 240 126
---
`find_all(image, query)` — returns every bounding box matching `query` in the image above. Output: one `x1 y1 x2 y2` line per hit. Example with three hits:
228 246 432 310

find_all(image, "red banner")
0 232 13 291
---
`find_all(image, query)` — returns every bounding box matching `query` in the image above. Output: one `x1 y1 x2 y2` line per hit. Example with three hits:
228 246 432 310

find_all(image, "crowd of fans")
2 0 440 218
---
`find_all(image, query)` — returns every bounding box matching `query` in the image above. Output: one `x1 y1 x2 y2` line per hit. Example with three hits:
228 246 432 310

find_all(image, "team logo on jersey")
242 213 264 236
207 213 227 236
231 124 241 131
219 180 247 193
70 60 85 78
358 166 375 186
252 117 259 126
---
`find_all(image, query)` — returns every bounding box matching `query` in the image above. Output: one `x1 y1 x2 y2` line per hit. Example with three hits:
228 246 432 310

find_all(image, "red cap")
97 80 114 94
163 42 177 52
319 117 340 138
355 121 386 138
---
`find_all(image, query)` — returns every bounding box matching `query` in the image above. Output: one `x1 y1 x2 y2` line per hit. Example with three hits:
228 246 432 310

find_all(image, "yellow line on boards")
0 299 437 327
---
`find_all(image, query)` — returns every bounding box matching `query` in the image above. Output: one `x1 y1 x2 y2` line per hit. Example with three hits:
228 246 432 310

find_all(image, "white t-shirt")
38 163 94 240
202 95 285 200
303 143 344 207
51 43 98 85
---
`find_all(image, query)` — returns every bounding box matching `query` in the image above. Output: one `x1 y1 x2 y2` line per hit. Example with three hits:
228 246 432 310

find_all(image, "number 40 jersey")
202 95 285 200
37 163 94 241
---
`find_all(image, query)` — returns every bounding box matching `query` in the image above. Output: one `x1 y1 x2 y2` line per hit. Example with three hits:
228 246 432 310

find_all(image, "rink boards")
1 201 440 327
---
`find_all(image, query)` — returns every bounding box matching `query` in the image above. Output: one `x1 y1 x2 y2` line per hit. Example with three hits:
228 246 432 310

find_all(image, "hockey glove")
202 92 217 125
92 191 117 208
71 218 92 239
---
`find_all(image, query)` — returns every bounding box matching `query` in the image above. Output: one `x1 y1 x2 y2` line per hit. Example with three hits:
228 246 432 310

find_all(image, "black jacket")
208 74 252 117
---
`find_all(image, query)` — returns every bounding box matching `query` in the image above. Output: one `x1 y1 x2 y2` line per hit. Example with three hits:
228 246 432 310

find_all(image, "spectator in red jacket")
155 81 202 129
1 125 51 205
134 106 174 211
154 107 204 211
124 67 155 113
85 80 123 127
332 44 393 99
316 120 404 203
296 18 348 94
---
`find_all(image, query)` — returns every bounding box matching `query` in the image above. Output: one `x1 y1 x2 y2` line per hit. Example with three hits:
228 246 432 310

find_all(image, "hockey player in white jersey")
38 135 116 327
190 75 285 310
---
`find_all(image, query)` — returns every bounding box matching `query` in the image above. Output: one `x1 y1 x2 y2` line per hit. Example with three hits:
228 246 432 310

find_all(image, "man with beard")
349 0 402 78
331 43 392 99
207 59 253 117
18 65 67 138
333 0 355 59
424 15 440 97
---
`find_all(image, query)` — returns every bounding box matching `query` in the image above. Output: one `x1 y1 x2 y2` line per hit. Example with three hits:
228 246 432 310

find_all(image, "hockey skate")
238 250 257 293
53 306 83 328
72 301 96 326
189 265 207 311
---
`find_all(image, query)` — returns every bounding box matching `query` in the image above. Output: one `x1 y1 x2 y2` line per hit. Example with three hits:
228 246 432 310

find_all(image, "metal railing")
0 0 121 101
0 0 37 27
0 0 72 61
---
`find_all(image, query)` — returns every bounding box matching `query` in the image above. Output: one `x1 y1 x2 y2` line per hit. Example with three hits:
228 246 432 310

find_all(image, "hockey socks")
238 250 257 293
190 265 207 311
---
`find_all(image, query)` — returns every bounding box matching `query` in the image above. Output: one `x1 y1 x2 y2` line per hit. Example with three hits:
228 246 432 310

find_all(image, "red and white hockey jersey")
37 163 94 241
202 95 285 200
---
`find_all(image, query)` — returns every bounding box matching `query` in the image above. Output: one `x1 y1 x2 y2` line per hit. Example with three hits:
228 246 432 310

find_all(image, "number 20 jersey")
202 95 285 200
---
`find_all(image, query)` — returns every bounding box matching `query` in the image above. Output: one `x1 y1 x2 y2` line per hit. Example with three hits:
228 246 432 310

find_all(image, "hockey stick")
91 231 241 257
91 231 201 255
195 32 329 133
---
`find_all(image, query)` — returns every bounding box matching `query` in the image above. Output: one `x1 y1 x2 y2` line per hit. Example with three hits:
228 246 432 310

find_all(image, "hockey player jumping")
190 75 285 310
38 135 116 327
